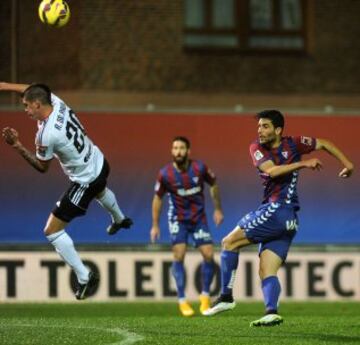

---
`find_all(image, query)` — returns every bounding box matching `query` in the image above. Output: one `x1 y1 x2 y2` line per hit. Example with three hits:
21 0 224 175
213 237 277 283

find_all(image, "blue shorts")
168 219 213 248
238 202 298 261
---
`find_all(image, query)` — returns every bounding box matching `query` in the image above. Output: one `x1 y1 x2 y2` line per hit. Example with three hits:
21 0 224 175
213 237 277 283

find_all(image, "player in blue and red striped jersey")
150 136 224 316
204 110 354 326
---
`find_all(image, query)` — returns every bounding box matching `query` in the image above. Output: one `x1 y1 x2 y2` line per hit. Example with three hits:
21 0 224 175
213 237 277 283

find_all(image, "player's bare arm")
259 158 323 178
316 138 354 178
209 184 224 226
2 127 51 173
0 82 30 93
150 194 163 243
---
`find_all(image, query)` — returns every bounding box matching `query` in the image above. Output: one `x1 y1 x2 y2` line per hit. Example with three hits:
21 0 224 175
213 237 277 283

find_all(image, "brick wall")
0 0 359 98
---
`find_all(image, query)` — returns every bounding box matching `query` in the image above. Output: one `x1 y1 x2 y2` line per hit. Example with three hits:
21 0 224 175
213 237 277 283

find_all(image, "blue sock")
201 260 214 294
262 276 281 314
172 261 186 299
220 250 239 296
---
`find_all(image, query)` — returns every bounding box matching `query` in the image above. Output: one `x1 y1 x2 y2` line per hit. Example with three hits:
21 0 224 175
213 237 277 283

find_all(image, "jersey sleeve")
249 142 272 167
292 136 317 154
154 172 167 197
202 163 217 186
35 127 54 161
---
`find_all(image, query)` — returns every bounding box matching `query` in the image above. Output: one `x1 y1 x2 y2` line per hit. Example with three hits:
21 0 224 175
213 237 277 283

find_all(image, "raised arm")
150 194 163 243
259 138 354 179
0 82 30 94
209 183 224 226
2 127 51 173
259 159 322 178
315 138 354 177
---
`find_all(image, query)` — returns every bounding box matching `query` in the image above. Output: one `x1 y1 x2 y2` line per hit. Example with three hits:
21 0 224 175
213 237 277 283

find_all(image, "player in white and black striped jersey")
1 82 133 300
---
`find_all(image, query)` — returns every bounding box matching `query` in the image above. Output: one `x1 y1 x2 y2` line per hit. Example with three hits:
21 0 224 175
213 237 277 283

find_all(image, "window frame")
183 0 314 54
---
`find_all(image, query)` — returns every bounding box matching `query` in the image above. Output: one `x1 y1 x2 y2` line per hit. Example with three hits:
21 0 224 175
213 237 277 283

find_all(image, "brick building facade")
0 0 359 108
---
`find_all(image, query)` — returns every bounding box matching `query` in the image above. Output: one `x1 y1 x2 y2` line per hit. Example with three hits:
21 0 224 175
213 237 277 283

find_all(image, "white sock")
47 230 89 284
96 187 125 224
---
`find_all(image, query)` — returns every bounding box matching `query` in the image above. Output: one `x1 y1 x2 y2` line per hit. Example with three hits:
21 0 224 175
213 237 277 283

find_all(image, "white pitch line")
0 324 144 345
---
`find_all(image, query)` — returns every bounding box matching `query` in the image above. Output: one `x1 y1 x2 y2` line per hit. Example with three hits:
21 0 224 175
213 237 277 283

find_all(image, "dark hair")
172 136 190 149
22 83 52 105
256 110 285 129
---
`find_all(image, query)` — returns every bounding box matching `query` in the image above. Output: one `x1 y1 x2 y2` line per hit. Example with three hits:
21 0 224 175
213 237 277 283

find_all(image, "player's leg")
172 242 194 316
192 221 215 314
250 222 296 327
206 204 287 316
203 225 251 316
250 249 283 327
259 249 283 315
94 160 133 235
221 226 251 295
96 187 133 234
49 180 107 299
198 243 215 314
44 213 98 300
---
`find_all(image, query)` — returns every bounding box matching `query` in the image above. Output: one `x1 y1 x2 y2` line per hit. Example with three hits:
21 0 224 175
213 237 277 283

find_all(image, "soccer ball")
38 0 70 28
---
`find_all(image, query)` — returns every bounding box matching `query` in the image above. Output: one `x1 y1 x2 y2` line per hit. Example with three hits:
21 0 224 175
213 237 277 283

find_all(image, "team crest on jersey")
254 150 264 161
301 136 313 146
192 176 199 184
37 145 48 158
281 151 289 159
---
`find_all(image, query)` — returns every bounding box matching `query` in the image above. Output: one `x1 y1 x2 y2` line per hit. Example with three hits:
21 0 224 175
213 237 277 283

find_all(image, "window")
184 0 312 52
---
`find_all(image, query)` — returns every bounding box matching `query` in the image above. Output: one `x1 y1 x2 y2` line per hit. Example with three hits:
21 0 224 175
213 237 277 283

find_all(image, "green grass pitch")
0 302 359 345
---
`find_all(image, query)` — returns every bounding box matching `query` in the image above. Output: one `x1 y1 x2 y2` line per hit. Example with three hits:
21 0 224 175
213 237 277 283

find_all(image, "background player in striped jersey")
204 110 354 326
150 136 224 316
1 82 133 300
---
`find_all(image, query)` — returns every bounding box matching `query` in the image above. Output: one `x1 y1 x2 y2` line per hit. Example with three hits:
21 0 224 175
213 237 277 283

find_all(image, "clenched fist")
2 127 20 146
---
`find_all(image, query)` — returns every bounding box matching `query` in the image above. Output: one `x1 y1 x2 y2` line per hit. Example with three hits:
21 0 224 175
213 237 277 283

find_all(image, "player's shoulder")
51 93 66 106
159 162 173 175
191 159 210 173
286 135 314 146
249 139 267 151
191 159 205 167
36 118 56 146
282 135 296 142
250 139 260 147
51 93 70 118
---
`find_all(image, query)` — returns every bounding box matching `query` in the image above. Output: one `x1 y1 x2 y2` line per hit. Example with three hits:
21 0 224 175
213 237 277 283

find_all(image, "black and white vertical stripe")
70 184 89 206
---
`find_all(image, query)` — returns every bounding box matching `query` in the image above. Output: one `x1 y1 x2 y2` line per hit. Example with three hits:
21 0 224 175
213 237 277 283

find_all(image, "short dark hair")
22 83 52 105
172 136 190 149
256 110 285 129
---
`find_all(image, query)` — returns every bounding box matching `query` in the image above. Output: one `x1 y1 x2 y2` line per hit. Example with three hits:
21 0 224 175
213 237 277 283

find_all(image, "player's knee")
43 226 51 236
96 187 107 199
258 260 269 279
173 253 185 262
202 252 214 262
258 267 265 280
259 265 276 280
44 225 61 236
221 236 233 250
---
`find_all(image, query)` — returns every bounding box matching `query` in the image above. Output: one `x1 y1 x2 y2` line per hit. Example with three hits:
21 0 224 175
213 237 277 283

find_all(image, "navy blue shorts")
168 219 213 248
238 202 298 261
